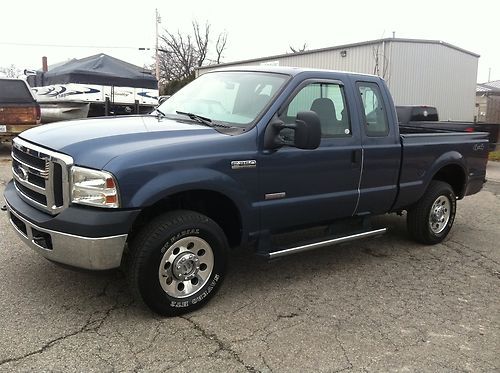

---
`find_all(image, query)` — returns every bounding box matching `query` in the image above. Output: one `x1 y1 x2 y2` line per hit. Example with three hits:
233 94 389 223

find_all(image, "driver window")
279 82 351 138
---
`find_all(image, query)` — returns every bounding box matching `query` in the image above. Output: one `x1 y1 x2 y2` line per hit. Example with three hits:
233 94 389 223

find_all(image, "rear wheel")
127 210 228 316
407 180 456 244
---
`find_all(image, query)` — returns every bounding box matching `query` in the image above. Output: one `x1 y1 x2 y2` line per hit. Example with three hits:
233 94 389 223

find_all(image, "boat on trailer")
27 54 158 123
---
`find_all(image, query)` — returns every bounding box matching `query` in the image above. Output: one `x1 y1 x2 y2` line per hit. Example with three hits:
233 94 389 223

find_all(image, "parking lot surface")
0 142 499 372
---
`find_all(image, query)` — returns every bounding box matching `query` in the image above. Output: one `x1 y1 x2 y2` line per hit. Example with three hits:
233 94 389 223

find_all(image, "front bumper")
4 180 140 270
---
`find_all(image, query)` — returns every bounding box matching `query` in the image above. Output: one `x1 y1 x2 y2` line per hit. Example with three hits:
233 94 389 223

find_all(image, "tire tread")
407 180 456 245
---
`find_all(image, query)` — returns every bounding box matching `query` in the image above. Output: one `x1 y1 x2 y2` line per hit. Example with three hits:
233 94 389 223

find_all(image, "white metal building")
197 38 479 121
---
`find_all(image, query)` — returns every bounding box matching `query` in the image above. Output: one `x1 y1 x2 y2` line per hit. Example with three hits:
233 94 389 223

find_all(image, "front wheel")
407 180 457 244
127 210 228 316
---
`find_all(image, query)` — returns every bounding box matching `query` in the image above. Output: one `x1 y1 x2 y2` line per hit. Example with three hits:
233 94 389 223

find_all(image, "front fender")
126 167 253 224
130 168 248 205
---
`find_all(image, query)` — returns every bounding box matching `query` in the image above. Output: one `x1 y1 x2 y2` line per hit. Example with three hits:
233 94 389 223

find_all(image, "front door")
258 79 362 231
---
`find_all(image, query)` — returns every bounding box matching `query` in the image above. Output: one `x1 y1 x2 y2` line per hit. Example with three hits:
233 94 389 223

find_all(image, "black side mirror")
293 111 321 149
158 95 170 105
264 110 321 150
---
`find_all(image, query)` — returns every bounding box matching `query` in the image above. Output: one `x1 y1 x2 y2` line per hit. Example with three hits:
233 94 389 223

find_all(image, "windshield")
157 71 288 128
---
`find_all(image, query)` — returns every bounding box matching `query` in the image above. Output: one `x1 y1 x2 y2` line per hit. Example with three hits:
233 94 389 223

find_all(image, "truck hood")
19 115 219 169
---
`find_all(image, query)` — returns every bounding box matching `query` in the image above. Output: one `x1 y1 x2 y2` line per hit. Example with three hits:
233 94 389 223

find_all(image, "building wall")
197 43 386 76
477 94 500 123
198 40 478 121
388 42 478 121
476 95 488 122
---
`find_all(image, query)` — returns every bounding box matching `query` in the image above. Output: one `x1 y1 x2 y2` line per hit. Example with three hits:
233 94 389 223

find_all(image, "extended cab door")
353 79 401 214
258 78 363 231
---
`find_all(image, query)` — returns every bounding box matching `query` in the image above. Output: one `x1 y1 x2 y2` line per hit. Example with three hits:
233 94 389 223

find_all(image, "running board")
267 228 387 259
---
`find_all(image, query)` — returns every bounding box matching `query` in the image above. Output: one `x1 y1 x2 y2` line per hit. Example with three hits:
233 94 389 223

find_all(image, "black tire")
407 180 456 245
127 210 228 316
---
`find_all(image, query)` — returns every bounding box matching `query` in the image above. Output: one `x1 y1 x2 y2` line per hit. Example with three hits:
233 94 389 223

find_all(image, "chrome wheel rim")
158 236 214 298
429 195 451 234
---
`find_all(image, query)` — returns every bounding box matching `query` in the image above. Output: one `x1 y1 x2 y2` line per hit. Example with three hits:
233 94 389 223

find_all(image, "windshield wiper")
155 108 167 118
175 111 233 129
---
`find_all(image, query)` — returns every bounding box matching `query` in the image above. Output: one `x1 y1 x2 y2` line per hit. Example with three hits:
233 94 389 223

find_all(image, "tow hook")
1 205 7 211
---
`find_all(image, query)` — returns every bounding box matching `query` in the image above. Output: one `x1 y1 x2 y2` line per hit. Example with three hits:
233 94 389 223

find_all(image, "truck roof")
210 65 380 79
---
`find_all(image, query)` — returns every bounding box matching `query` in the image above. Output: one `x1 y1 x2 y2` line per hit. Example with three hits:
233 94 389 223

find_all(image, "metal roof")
198 38 480 71
477 80 500 93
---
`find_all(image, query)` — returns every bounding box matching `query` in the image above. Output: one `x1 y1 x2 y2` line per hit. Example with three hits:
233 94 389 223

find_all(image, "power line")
0 41 154 50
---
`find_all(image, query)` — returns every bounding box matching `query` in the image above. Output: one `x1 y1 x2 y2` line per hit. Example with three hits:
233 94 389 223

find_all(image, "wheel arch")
423 151 467 200
431 163 466 199
124 168 256 248
128 188 245 249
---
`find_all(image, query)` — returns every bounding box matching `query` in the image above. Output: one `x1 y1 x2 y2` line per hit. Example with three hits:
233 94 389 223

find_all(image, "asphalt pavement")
0 142 499 372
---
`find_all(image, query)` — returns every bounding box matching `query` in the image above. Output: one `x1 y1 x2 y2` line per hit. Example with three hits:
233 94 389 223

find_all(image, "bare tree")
289 43 307 53
192 21 210 67
215 32 228 64
0 64 22 78
157 20 228 86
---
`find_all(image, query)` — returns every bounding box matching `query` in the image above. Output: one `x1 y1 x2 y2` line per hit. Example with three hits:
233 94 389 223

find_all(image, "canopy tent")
28 54 157 89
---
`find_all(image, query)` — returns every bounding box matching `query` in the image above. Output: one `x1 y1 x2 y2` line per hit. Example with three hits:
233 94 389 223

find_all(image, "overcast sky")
1 0 499 83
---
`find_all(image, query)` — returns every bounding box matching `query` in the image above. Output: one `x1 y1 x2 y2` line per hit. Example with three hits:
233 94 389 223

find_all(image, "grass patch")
489 150 500 162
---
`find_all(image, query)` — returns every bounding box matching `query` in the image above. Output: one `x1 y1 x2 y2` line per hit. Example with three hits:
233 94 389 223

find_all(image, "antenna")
155 8 161 86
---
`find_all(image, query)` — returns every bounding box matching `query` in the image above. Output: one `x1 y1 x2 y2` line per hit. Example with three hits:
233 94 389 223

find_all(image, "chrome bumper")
6 201 127 270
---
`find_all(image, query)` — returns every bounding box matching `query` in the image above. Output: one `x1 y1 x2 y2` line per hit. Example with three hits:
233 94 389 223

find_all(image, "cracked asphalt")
0 142 499 372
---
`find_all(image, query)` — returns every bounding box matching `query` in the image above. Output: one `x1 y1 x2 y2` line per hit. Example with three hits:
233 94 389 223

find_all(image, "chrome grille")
11 138 73 215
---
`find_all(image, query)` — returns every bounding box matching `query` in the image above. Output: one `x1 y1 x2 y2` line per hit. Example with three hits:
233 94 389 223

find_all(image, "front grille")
11 138 73 215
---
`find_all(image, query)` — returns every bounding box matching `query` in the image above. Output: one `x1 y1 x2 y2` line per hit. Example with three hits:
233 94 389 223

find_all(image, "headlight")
70 166 120 208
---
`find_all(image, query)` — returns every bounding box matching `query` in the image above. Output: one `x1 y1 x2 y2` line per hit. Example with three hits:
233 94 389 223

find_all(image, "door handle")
351 149 362 165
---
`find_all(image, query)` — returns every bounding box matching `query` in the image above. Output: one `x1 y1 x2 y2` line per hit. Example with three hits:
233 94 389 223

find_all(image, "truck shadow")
11 213 418 317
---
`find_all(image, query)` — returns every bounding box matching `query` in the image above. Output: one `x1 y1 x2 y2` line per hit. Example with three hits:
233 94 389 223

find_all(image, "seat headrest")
310 98 336 118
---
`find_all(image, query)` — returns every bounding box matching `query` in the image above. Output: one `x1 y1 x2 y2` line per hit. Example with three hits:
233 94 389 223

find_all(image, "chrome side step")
267 228 387 259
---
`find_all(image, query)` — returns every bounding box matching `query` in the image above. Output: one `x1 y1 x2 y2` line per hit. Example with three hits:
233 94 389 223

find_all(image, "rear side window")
0 80 35 103
357 82 389 137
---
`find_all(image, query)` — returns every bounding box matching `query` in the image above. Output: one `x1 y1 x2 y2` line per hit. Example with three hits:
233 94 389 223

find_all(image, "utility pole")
155 8 161 86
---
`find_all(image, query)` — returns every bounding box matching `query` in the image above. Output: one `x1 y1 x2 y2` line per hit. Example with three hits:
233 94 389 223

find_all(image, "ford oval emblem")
17 166 29 181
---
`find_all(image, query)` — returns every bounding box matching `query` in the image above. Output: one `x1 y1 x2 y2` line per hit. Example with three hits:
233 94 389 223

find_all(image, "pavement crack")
0 299 127 367
0 314 96 366
363 248 389 258
259 353 273 372
180 316 259 372
333 329 353 372
276 312 299 319
442 240 500 275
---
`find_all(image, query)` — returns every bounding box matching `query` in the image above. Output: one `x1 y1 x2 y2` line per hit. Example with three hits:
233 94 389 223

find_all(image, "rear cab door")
352 76 401 214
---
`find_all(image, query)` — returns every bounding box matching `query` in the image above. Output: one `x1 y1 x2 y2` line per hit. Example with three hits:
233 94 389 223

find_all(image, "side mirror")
264 111 321 150
293 111 321 149
158 95 170 105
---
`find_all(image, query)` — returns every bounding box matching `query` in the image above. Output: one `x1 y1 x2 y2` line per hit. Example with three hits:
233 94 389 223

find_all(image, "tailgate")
0 105 39 124
0 105 40 136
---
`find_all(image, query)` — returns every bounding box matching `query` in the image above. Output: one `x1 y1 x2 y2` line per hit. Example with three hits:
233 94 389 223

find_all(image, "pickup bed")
396 105 499 151
3 67 489 315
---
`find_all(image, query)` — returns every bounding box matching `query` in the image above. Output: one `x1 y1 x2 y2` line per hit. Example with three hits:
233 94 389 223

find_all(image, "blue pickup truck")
3 67 489 315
